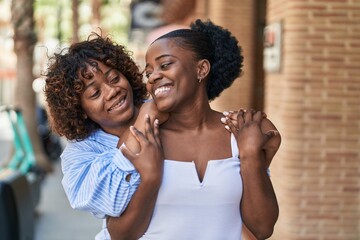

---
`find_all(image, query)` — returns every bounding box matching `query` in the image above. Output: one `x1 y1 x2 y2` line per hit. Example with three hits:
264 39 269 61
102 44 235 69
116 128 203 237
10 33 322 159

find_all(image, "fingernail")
223 111 229 116
221 117 227 123
225 125 230 130
154 119 159 125
145 114 150 119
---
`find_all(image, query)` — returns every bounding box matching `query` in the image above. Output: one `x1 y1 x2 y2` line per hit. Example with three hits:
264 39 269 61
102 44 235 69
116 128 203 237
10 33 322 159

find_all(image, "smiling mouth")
154 86 171 96
108 97 126 112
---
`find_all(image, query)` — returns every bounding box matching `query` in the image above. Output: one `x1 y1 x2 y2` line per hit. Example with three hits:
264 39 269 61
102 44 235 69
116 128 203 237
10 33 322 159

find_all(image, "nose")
147 70 163 84
104 84 118 101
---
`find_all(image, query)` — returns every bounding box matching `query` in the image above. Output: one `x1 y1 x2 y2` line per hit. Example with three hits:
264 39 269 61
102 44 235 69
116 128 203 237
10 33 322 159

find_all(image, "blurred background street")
0 113 102 240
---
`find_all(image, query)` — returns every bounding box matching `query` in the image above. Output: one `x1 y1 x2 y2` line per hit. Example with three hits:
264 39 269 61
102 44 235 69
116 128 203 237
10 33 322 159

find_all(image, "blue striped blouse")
60 129 140 219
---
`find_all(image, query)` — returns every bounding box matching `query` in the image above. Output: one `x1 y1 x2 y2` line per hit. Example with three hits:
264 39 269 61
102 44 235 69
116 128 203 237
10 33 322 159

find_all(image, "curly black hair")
156 19 243 100
44 33 147 141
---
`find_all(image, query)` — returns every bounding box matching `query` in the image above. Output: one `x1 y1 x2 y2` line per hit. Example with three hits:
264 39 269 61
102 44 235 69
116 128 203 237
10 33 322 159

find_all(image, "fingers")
129 125 147 145
252 110 263 123
223 109 268 131
144 114 163 147
237 109 246 128
222 109 246 131
223 111 238 121
153 118 162 146
144 114 154 140
223 118 239 136
135 114 161 149
243 109 254 123
243 109 267 124
224 109 267 120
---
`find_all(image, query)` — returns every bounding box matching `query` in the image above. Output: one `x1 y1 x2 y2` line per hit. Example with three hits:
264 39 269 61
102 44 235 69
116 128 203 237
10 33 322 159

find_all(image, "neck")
163 101 214 131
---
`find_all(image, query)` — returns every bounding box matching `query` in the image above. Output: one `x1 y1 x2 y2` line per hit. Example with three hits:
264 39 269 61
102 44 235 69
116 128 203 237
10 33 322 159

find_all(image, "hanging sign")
263 21 282 73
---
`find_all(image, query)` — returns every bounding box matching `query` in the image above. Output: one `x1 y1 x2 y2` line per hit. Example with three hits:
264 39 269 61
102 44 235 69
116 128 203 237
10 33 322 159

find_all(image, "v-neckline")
164 157 236 185
163 133 238 184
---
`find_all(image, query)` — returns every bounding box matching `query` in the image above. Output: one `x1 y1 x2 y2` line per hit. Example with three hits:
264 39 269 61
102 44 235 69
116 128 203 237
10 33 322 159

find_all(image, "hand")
121 114 164 183
224 109 278 160
124 101 168 154
221 109 267 134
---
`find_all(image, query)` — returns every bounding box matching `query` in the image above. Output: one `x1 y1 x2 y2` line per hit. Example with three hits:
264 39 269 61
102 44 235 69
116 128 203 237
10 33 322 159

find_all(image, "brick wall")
266 0 360 239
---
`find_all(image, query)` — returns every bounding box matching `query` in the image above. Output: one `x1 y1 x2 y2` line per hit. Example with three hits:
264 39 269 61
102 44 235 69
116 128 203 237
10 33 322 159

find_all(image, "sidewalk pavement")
34 161 103 240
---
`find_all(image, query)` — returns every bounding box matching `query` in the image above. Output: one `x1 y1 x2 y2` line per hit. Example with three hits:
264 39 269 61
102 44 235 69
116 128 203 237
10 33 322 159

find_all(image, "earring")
198 77 202 83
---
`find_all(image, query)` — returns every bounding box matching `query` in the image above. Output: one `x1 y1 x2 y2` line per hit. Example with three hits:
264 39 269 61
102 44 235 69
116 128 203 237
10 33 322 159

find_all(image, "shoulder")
261 118 278 132
65 135 98 151
261 117 281 151
64 130 118 153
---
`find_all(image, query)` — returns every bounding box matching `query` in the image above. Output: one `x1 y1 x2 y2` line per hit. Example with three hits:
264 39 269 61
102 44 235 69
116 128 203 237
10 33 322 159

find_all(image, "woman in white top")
108 19 281 239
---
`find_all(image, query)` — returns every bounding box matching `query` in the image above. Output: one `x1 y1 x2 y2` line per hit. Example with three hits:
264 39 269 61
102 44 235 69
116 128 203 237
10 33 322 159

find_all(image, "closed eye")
161 62 172 69
90 89 101 99
109 76 120 84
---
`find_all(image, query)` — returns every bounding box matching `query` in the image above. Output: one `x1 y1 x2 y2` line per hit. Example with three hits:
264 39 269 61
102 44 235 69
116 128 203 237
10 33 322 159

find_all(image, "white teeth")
109 99 125 111
154 86 170 96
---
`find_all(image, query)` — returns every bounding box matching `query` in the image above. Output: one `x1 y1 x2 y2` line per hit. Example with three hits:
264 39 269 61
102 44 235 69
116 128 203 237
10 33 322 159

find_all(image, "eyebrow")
104 67 113 78
83 81 95 92
145 54 175 68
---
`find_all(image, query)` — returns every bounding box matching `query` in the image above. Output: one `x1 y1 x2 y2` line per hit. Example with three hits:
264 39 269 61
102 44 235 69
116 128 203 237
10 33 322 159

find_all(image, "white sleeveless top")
139 134 243 240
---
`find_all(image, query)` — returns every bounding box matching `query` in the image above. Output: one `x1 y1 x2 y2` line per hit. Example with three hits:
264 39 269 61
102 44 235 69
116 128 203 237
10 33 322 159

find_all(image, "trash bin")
0 169 34 240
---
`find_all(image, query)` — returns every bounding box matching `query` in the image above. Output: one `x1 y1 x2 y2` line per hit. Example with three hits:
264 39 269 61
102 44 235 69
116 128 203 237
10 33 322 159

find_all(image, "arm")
226 109 280 239
107 115 164 240
61 140 140 218
105 102 167 239
240 151 278 239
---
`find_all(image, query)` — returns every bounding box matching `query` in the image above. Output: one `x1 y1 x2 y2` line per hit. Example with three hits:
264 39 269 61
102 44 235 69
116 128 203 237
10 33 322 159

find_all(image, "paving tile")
34 162 103 240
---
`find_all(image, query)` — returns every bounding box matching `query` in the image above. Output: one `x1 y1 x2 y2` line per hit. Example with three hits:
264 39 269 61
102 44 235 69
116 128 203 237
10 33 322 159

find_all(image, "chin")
128 106 137 119
155 103 171 113
119 106 135 123
154 98 174 112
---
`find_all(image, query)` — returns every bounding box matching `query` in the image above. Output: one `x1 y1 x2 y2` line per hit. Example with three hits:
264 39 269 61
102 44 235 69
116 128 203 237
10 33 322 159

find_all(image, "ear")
197 59 211 80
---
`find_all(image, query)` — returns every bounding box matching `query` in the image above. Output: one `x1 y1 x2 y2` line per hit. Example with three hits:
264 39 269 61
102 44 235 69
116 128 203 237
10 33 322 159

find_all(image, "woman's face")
145 38 200 112
80 60 136 135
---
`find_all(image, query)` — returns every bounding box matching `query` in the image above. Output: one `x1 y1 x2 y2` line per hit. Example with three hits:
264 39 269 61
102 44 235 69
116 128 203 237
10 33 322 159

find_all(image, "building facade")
189 0 360 239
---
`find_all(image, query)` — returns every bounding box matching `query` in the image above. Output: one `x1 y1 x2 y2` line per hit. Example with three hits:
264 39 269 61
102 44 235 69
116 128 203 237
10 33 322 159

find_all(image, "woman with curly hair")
44 34 166 239
107 19 281 239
